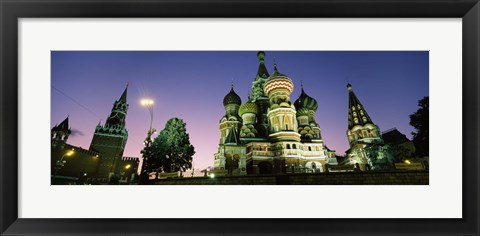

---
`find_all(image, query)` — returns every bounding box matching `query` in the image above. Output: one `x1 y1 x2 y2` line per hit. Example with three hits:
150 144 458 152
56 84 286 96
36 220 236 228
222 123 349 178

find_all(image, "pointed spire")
58 116 69 130
119 83 128 102
256 51 269 78
273 57 278 71
347 83 373 129
52 116 70 132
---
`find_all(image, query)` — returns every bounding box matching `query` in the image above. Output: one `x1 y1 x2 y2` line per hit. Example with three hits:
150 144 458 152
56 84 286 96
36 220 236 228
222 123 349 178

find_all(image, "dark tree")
389 144 414 163
150 118 195 173
409 96 429 157
139 141 155 183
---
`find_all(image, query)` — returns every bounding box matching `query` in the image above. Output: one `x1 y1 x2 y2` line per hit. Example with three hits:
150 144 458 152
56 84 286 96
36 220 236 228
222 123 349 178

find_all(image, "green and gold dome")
296 107 310 117
294 87 318 111
238 98 258 116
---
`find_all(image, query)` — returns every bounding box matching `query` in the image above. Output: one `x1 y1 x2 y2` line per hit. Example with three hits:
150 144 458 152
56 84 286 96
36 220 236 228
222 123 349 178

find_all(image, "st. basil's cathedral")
214 51 394 175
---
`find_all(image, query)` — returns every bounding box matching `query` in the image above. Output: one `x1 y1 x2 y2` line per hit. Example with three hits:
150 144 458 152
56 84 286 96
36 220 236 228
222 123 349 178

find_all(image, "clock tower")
89 84 129 179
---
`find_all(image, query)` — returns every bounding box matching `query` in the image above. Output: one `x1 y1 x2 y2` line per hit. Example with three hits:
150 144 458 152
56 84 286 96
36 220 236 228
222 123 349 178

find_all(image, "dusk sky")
51 51 428 170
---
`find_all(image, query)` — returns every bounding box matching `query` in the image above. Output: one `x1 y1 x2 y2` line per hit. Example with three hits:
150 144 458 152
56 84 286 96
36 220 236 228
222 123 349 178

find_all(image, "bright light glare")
140 99 154 106
404 160 411 164
125 164 131 169
66 150 74 156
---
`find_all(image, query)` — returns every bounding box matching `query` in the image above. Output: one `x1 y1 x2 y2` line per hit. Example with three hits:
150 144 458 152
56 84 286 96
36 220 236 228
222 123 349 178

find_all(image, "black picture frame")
1 0 479 235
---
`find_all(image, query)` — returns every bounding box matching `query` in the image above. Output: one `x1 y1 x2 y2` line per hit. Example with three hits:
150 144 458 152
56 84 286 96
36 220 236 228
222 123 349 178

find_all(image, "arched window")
308 146 312 151
286 144 291 149
292 144 296 149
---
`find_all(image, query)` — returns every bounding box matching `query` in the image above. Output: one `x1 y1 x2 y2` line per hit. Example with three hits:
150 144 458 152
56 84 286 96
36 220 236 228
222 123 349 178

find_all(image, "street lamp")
140 98 155 141
139 98 155 184
53 149 75 182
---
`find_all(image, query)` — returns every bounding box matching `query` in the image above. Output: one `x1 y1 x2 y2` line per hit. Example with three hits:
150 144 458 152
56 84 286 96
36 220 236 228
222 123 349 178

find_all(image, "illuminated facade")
344 83 395 170
214 51 335 175
51 85 140 184
89 84 130 179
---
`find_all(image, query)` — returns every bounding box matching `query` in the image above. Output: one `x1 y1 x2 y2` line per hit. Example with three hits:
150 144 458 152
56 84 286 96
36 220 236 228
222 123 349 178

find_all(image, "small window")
308 146 312 151
292 144 296 149
286 144 291 149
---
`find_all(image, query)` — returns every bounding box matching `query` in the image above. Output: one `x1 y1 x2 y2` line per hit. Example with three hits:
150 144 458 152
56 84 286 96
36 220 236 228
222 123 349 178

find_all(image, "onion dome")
296 107 310 117
223 86 242 106
263 64 294 96
238 98 258 116
294 87 318 111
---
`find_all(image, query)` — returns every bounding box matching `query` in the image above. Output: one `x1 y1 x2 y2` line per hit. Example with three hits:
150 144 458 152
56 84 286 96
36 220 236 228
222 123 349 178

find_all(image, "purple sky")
51 51 428 169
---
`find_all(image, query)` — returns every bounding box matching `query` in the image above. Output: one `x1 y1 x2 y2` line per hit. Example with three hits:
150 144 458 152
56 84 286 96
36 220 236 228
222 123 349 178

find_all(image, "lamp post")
53 149 75 183
141 99 155 141
139 98 155 184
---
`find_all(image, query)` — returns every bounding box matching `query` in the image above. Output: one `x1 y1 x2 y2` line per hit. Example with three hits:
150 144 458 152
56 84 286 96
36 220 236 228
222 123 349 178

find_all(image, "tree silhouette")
409 96 429 157
150 118 195 173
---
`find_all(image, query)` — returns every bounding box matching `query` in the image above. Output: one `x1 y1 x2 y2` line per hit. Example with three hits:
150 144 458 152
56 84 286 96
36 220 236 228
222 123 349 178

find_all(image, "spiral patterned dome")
296 107 310 117
263 64 294 96
223 87 242 106
238 99 258 116
294 87 318 111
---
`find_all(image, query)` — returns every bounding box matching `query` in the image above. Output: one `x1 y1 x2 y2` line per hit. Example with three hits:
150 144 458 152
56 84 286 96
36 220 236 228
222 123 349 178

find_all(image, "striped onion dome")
263 64 294 96
296 107 310 117
238 98 258 116
294 87 318 111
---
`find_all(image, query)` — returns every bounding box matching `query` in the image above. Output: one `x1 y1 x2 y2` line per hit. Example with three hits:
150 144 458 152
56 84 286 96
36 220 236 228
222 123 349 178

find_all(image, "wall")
150 171 428 185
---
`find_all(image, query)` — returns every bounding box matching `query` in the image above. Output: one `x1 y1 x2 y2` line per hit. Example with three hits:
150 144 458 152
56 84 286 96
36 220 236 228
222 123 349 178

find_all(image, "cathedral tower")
238 95 259 138
346 83 382 145
89 84 129 179
251 51 271 138
294 85 322 140
345 83 394 170
51 117 71 149
263 64 300 142
218 85 242 144
214 86 246 175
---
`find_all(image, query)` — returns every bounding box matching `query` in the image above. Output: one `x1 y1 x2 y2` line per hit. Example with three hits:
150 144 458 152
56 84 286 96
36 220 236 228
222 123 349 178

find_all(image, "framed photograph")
1 0 478 235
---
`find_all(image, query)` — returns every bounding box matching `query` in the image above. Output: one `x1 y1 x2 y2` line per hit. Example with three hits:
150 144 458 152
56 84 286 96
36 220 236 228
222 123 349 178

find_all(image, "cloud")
70 129 84 137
